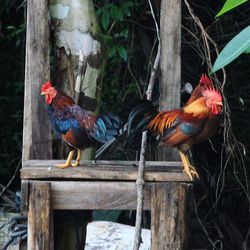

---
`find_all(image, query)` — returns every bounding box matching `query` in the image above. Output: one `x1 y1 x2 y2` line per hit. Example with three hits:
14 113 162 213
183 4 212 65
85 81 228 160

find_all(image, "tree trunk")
49 0 106 160
48 1 105 249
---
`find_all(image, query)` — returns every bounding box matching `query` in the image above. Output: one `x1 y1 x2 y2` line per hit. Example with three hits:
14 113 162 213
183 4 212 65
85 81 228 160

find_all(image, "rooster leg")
56 150 75 169
71 149 81 167
179 151 199 180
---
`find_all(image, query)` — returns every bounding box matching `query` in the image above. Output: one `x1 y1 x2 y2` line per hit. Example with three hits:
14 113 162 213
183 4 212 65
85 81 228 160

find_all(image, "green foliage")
216 0 248 17
211 25 250 73
97 2 134 30
0 0 25 186
96 1 134 62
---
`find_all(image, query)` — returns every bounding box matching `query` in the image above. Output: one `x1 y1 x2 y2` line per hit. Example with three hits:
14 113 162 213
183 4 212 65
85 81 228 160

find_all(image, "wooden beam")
28 182 52 250
22 0 52 161
151 183 188 250
50 181 151 210
21 160 191 182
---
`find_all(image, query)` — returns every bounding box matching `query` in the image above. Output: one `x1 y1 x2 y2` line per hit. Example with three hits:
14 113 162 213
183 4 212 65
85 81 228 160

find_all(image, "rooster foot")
179 151 200 181
56 163 72 169
71 149 81 167
56 150 75 169
184 165 200 180
71 160 80 167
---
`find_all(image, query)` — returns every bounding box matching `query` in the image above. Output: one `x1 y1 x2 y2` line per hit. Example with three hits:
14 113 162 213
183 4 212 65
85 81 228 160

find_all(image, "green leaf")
216 0 248 18
108 46 118 57
110 5 123 21
211 25 250 73
118 47 127 61
101 11 110 30
121 1 134 16
96 8 103 17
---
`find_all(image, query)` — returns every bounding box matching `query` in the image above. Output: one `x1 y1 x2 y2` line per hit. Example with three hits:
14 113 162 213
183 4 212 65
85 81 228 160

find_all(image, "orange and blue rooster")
127 74 223 180
41 81 120 168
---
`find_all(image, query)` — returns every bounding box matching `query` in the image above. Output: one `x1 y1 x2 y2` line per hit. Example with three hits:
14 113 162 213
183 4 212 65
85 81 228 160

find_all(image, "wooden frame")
21 160 191 249
21 0 190 249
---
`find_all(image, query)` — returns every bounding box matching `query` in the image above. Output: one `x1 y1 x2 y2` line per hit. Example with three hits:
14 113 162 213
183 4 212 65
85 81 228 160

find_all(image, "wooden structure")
21 0 191 249
21 160 190 249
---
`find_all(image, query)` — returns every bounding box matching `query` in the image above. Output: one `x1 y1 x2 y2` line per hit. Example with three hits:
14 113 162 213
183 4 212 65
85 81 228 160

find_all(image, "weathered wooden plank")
20 180 29 214
151 183 188 250
50 181 151 210
22 159 183 167
21 160 191 182
157 0 181 161
22 0 52 161
28 182 52 250
19 181 28 250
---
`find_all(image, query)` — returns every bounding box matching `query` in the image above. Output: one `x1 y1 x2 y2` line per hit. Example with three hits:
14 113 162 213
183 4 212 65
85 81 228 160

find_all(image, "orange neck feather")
183 98 211 118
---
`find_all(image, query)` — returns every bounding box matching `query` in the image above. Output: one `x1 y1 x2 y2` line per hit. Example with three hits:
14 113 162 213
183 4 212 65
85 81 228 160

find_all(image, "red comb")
199 74 212 85
202 86 222 101
41 81 53 92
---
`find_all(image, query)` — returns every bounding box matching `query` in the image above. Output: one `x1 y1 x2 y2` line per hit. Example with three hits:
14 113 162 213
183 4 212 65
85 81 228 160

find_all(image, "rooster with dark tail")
127 74 223 180
41 81 120 168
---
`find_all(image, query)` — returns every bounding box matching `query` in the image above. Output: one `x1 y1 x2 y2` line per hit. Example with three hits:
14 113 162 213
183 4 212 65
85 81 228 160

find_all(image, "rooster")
41 81 120 168
127 75 223 180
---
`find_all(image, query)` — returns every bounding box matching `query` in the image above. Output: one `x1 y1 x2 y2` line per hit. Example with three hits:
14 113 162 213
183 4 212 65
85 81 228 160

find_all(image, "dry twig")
133 0 160 248
0 160 21 203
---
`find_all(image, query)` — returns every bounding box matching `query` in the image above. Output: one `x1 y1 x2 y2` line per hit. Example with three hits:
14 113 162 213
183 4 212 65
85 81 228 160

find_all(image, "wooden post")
22 0 52 161
151 183 188 250
150 1 189 248
157 0 181 161
28 182 53 250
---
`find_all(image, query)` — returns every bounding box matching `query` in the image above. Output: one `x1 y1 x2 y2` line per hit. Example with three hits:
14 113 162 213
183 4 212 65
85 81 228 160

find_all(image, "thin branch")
133 41 161 250
133 1 161 248
0 160 21 199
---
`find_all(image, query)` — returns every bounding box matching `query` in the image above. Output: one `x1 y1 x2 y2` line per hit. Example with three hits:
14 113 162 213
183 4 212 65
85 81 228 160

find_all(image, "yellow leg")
71 149 81 167
56 150 75 169
179 151 200 180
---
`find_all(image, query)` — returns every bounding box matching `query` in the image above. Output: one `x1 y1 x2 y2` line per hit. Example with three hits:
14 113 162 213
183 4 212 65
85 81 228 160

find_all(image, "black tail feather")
127 100 158 136
126 100 158 147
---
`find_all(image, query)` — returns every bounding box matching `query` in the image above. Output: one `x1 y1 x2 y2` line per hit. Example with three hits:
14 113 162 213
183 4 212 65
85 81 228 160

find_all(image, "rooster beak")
41 92 46 95
215 101 223 106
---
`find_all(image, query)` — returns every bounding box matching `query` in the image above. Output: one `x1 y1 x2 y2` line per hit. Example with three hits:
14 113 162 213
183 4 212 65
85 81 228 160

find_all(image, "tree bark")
48 1 105 248
49 0 106 160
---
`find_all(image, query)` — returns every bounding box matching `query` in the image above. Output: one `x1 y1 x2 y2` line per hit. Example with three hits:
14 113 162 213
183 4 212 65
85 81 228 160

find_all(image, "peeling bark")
49 0 106 160
48 1 106 248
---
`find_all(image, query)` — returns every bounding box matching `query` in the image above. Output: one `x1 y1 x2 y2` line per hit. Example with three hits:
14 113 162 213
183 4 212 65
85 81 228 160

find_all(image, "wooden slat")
49 181 151 210
28 182 52 250
23 159 183 167
21 160 191 182
151 183 188 250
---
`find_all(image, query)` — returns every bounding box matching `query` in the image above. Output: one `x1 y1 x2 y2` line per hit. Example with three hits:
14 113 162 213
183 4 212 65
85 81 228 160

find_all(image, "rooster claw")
56 163 72 169
183 165 200 181
71 160 80 167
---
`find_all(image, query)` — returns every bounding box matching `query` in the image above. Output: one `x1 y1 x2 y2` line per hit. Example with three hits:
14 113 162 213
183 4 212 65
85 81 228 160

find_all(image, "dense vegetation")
0 0 250 249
